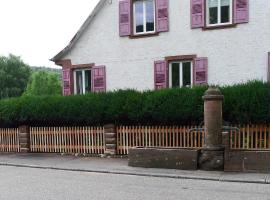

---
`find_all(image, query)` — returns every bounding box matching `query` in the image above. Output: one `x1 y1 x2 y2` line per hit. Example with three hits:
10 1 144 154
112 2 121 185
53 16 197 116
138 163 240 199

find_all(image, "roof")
50 0 107 62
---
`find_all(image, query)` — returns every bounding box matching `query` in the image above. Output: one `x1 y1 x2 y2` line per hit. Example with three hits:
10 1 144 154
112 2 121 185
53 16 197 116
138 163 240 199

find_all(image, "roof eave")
50 0 107 63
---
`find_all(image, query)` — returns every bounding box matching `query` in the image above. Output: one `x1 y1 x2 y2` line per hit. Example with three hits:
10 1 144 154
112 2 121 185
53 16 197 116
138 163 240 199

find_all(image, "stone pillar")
18 126 30 153
104 124 117 155
199 87 224 170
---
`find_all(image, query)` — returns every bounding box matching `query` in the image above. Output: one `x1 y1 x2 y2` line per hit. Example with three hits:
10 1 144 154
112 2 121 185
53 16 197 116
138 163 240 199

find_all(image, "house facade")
51 0 270 95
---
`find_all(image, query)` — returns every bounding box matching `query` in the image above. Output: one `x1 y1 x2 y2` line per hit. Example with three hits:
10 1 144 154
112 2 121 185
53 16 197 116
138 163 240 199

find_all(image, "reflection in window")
207 0 231 26
134 0 155 34
170 61 193 88
74 69 92 95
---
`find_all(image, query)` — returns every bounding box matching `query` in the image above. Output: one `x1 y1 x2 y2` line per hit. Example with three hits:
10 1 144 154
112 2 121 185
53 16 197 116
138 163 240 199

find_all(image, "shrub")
0 81 269 127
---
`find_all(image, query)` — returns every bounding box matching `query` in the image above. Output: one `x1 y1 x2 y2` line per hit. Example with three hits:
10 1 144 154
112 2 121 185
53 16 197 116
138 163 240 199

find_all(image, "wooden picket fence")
116 125 205 155
230 124 270 150
0 128 20 152
30 127 105 154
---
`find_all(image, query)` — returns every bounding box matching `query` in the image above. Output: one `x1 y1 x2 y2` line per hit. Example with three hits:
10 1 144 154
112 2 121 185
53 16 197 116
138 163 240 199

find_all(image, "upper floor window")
191 0 248 29
207 0 232 26
133 0 156 35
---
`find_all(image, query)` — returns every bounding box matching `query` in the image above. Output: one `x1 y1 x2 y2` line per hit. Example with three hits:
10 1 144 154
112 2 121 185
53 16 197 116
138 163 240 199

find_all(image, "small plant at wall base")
0 81 269 128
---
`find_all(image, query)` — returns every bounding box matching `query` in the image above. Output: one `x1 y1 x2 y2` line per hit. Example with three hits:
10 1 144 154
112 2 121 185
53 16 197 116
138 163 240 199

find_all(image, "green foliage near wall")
24 71 62 96
0 81 269 127
0 54 31 99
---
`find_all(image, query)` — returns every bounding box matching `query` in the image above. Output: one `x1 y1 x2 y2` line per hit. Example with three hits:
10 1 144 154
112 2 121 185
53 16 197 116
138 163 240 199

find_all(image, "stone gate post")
199 87 224 170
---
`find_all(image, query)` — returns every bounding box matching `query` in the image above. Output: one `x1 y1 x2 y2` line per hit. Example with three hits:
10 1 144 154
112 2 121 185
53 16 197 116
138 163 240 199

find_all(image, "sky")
0 0 99 68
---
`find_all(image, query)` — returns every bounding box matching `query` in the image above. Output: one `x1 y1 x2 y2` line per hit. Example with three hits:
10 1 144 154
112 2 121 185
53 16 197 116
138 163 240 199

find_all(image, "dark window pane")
221 6 229 23
75 71 83 94
209 7 218 24
146 0 155 32
209 0 218 24
85 70 91 93
182 62 191 87
171 63 180 88
135 1 144 33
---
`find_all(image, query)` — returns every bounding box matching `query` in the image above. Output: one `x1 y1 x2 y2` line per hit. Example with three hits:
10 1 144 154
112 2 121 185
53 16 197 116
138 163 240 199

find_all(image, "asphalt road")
0 166 269 200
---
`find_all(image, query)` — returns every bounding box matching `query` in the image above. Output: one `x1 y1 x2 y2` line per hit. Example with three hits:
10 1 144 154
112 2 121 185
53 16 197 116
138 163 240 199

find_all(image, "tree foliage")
24 71 62 96
0 54 31 99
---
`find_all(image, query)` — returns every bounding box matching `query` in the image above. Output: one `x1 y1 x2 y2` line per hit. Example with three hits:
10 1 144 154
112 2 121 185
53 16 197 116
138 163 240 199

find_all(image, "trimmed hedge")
0 81 270 127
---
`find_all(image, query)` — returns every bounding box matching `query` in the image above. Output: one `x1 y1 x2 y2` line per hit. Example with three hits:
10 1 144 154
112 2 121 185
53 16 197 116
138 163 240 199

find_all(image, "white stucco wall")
63 0 270 91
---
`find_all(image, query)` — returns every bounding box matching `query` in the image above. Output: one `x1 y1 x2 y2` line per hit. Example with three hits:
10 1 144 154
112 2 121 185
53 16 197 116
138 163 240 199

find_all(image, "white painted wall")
63 0 270 91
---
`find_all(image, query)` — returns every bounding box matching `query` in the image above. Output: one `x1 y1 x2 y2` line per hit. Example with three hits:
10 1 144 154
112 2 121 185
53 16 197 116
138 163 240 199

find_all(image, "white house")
51 0 270 95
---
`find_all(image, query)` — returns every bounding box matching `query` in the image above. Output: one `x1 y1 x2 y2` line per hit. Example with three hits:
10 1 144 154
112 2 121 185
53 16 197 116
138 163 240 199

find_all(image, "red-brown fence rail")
116 126 205 155
30 127 105 154
0 128 20 152
230 124 270 150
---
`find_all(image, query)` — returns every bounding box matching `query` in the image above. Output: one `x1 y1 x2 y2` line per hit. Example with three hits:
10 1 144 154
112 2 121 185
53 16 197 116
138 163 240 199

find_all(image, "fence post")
222 131 231 171
104 124 117 155
18 126 30 153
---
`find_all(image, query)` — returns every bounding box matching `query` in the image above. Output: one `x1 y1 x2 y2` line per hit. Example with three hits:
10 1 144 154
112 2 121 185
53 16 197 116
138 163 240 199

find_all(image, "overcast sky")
0 0 99 68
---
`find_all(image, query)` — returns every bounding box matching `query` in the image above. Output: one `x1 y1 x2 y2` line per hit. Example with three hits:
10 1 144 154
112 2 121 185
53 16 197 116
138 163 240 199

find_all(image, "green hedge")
0 81 270 127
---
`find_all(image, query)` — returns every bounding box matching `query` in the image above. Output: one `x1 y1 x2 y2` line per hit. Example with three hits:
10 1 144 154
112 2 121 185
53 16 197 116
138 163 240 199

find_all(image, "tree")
24 71 62 96
0 54 31 99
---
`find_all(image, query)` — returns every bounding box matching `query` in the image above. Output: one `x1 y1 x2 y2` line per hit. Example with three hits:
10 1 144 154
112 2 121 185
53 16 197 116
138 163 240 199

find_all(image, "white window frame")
133 0 156 35
206 0 233 27
169 61 193 88
73 69 91 95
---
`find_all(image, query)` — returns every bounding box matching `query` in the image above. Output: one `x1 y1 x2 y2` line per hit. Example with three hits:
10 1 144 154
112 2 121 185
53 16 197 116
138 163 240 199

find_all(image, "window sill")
129 32 159 39
203 24 237 30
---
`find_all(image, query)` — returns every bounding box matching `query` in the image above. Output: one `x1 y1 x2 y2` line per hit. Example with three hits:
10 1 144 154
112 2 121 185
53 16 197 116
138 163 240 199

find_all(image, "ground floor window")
74 69 91 94
169 61 193 88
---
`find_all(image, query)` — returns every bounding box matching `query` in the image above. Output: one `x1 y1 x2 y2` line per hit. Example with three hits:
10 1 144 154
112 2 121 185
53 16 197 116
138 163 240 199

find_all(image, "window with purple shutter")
268 52 270 81
92 66 106 92
154 60 168 90
119 0 131 36
234 0 249 24
62 68 71 96
191 0 204 28
194 57 208 85
156 0 169 32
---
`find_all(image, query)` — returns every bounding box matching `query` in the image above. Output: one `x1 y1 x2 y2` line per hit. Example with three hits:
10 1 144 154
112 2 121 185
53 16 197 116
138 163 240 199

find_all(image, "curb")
0 162 269 185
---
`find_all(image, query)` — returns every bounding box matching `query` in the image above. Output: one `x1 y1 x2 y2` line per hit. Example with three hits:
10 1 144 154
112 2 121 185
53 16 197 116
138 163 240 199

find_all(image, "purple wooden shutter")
154 60 168 90
268 52 270 81
62 68 71 96
119 0 131 36
156 0 169 32
191 0 205 28
194 57 208 85
92 66 106 92
234 0 249 24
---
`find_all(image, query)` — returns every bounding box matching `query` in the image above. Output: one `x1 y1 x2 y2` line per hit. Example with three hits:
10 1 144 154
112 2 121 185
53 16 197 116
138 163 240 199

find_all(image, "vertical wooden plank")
254 124 257 149
263 124 267 149
259 124 263 149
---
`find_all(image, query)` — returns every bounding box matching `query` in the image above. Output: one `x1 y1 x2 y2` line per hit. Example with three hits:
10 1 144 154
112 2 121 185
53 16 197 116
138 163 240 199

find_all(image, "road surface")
0 166 269 200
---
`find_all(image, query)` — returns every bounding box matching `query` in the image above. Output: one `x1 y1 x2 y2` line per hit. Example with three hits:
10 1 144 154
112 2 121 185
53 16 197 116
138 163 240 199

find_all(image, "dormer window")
133 0 156 35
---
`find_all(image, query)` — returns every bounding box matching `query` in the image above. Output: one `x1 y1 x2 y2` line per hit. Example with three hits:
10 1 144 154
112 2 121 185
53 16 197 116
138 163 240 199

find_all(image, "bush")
0 81 269 127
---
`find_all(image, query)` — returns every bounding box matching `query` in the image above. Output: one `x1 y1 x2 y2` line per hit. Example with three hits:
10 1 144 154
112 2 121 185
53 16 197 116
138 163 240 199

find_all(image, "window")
169 61 193 88
207 0 232 26
74 69 92 94
133 0 155 35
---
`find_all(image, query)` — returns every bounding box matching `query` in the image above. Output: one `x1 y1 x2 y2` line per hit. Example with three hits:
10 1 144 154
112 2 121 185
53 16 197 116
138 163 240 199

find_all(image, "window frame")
73 69 92 95
132 0 156 36
206 0 233 27
169 61 193 88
